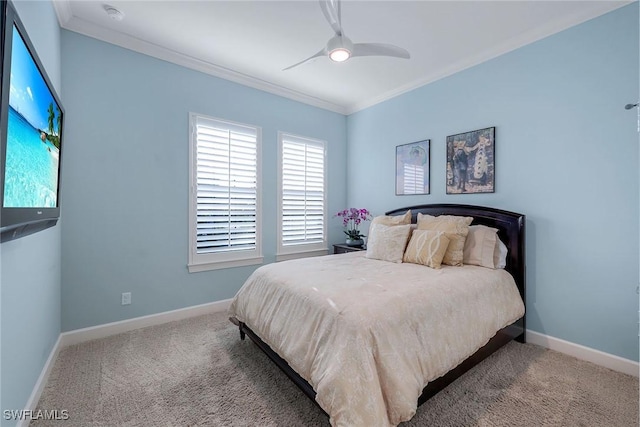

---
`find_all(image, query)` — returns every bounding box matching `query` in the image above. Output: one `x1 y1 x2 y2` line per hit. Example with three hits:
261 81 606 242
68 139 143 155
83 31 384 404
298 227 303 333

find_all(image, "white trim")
346 2 632 114
188 256 264 273
187 113 263 273
276 248 329 262
20 305 637 421
277 132 328 257
53 1 629 116
55 12 347 114
21 299 233 421
51 0 73 27
17 335 63 427
61 299 233 347
527 329 639 377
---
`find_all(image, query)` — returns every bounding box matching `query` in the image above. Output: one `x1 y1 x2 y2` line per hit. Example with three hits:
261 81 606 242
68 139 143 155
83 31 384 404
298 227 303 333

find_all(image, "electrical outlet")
121 292 131 305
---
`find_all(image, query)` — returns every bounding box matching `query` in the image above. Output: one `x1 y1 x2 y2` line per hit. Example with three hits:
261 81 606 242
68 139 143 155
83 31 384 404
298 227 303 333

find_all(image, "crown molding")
54 4 347 115
53 0 631 117
52 0 73 27
344 1 633 114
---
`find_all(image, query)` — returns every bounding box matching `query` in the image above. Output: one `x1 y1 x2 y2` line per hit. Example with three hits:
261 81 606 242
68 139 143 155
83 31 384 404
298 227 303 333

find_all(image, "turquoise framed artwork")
395 139 430 195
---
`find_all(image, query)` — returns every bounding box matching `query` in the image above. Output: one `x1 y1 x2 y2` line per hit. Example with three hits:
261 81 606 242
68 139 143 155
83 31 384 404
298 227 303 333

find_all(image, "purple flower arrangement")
334 208 372 240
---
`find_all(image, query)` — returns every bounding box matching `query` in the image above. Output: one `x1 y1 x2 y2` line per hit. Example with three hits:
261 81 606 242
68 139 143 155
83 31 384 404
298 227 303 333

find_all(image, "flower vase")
345 238 364 247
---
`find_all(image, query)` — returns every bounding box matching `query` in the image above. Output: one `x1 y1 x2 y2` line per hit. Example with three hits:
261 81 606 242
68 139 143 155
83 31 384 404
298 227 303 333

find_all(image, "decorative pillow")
403 229 450 269
365 223 412 263
371 210 412 226
463 225 499 269
417 213 473 266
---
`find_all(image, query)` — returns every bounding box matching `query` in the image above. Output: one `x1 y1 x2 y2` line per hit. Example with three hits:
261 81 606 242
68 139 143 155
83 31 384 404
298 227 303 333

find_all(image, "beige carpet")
33 311 638 426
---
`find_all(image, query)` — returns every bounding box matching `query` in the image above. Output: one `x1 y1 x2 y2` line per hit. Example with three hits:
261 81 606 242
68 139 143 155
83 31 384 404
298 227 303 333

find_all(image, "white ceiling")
53 1 631 114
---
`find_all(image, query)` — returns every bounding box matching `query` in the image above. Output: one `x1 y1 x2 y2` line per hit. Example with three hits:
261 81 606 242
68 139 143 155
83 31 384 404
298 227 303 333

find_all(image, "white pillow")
495 238 508 269
365 223 412 263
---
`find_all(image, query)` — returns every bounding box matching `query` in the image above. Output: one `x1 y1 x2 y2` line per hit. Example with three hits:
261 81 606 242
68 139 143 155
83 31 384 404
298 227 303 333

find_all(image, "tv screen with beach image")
3 25 61 208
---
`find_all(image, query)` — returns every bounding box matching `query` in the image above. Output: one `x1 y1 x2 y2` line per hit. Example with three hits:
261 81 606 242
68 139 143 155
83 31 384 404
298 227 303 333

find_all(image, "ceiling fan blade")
319 0 343 35
351 43 411 59
283 48 327 71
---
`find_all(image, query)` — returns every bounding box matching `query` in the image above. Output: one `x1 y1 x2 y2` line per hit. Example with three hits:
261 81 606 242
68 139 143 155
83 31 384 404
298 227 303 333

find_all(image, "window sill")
188 256 264 273
276 248 328 262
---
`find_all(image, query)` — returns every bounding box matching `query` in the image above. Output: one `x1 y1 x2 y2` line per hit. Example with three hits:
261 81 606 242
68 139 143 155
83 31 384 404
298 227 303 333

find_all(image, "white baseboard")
20 299 233 424
17 335 63 427
527 329 639 377
23 305 637 425
60 298 233 347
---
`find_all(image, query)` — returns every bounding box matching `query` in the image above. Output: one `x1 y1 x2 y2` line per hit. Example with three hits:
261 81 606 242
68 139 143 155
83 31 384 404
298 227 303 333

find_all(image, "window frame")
188 113 263 272
277 131 328 261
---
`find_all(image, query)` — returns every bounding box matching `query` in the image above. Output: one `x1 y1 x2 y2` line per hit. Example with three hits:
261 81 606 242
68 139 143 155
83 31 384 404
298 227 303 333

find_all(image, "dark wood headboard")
385 204 526 306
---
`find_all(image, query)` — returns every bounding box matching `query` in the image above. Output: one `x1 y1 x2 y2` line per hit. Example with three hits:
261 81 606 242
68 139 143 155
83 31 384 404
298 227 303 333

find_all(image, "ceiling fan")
283 0 410 71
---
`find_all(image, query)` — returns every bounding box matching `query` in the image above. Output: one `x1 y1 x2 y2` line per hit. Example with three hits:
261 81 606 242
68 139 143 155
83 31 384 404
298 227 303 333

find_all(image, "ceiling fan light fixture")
329 48 351 62
326 34 353 63
282 0 410 71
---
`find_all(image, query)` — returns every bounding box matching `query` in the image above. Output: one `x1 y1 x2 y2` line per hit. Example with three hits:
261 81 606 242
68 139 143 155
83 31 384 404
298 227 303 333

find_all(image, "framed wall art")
446 127 495 194
396 139 430 195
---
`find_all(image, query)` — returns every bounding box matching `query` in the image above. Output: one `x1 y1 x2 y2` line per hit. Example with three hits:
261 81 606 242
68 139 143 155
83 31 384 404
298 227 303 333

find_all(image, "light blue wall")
347 4 639 361
0 1 635 419
60 31 347 331
0 0 62 423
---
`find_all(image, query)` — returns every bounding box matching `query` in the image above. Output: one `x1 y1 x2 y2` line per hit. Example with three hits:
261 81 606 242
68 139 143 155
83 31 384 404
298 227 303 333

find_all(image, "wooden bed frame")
235 204 526 414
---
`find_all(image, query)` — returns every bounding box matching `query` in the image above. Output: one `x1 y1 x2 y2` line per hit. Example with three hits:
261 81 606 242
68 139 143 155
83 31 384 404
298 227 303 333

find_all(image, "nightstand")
333 244 366 254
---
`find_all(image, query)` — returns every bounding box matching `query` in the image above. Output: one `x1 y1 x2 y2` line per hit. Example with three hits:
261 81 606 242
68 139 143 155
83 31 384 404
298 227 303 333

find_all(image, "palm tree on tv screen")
46 102 60 149
47 103 54 134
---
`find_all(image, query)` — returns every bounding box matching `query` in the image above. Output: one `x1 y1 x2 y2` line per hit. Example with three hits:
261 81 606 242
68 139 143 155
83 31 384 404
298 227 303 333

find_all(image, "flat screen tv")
0 1 64 242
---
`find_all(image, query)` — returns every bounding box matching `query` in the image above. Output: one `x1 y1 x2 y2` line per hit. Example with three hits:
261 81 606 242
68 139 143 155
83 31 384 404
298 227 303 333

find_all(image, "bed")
228 204 526 427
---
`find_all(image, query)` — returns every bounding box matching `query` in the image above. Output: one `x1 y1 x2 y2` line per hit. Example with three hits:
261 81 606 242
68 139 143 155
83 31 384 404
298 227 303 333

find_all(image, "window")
188 113 262 272
277 132 327 260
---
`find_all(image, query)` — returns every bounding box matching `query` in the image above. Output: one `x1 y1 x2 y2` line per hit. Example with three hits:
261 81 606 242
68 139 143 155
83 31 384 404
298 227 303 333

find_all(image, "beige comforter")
229 252 525 427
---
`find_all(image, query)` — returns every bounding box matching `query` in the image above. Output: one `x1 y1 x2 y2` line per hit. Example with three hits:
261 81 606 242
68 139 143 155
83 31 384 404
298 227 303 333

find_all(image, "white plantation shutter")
277 133 327 258
188 114 262 272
